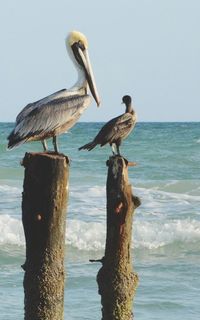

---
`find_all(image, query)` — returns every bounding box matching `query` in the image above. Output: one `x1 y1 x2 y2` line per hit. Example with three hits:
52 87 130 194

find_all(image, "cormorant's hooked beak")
71 42 100 106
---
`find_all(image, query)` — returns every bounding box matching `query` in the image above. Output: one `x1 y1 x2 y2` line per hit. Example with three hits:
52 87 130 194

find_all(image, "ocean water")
0 122 200 320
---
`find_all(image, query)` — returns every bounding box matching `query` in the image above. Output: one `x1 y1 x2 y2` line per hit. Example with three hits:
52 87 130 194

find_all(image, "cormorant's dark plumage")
79 95 137 155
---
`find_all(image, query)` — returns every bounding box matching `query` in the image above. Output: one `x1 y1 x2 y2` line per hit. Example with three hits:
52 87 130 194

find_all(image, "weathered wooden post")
21 152 69 320
97 155 140 320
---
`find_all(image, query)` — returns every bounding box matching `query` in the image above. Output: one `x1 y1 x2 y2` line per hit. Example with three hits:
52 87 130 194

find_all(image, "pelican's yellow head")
66 30 100 106
67 31 88 49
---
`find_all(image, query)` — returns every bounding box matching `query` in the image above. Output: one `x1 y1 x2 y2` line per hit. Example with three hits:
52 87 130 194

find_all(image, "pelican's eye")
78 40 85 51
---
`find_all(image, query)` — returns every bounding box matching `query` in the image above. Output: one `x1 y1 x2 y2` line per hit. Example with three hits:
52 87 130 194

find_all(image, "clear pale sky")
0 0 199 122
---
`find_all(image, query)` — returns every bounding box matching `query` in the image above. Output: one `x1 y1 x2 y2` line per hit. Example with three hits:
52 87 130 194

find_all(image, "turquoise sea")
0 122 200 319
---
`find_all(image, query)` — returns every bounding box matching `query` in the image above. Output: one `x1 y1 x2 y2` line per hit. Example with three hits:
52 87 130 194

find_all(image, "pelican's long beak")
83 49 100 106
72 43 100 106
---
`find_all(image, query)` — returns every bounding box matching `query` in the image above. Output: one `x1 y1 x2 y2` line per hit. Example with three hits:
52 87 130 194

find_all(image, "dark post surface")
22 152 69 320
97 156 140 320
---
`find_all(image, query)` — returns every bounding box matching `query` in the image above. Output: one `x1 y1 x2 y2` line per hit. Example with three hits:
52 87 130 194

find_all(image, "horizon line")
1 120 200 124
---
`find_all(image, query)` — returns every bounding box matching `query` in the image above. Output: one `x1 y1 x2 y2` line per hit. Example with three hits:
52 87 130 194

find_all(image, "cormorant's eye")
78 40 85 51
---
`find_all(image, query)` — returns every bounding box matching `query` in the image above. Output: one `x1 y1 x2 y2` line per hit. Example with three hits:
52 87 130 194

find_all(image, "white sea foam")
0 214 200 251
66 220 106 250
1 181 200 251
0 214 24 246
66 218 200 250
134 218 200 249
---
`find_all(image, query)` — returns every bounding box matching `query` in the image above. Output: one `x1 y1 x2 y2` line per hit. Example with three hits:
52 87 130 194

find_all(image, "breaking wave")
0 214 200 251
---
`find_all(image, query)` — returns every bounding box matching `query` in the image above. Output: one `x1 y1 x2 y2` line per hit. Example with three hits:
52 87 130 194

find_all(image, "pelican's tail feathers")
79 141 97 151
7 139 26 150
7 132 26 150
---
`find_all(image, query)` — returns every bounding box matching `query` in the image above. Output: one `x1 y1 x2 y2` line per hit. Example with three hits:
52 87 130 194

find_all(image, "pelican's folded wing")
9 94 91 141
16 89 68 123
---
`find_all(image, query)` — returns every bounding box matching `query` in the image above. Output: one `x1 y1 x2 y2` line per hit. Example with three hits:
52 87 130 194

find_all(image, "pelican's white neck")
70 67 87 93
67 44 87 93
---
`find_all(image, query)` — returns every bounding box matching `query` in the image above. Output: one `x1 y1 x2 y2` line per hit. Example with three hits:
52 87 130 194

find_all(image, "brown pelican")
7 31 100 152
79 95 137 155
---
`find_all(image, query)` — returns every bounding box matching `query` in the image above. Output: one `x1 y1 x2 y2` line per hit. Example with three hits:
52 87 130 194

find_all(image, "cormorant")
79 95 136 155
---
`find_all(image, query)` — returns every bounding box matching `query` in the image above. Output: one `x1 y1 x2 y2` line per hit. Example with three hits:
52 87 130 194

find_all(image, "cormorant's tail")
79 141 97 151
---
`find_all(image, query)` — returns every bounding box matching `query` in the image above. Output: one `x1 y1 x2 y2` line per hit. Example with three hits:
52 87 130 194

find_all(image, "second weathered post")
97 156 140 320
22 152 69 320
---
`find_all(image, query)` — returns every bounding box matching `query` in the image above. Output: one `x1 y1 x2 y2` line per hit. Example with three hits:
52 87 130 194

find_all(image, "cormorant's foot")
111 152 121 157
